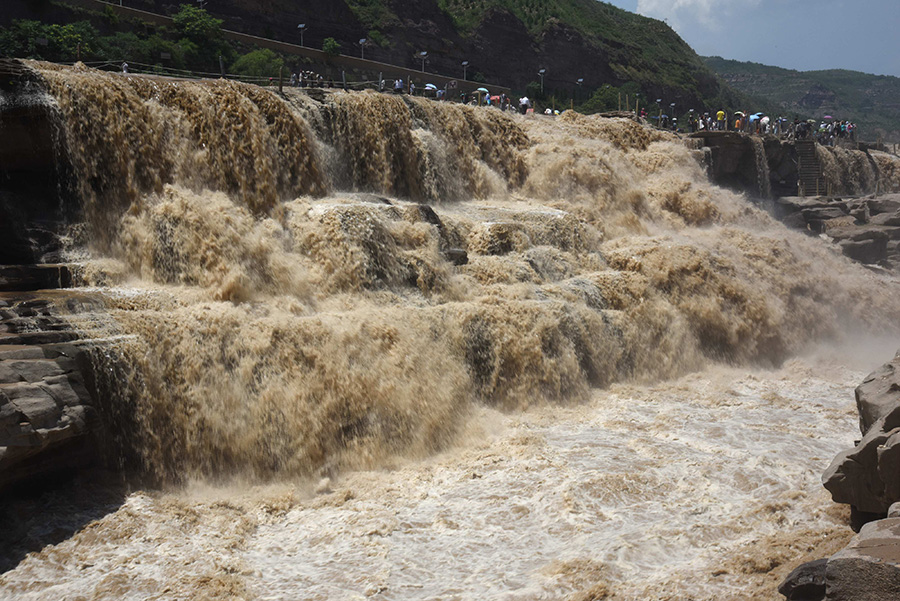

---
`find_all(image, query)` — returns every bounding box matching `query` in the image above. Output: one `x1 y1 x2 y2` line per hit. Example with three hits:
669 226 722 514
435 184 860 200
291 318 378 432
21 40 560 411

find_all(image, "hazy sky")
602 0 900 77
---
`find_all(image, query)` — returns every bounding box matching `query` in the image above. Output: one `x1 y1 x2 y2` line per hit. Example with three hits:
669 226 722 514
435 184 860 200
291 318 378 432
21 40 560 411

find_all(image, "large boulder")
802 207 848 222
795 353 900 601
823 420 900 514
838 238 888 264
856 352 900 434
0 296 103 491
823 351 900 515
870 210 900 227
825 518 900 600
867 195 900 216
827 226 900 265
779 558 827 600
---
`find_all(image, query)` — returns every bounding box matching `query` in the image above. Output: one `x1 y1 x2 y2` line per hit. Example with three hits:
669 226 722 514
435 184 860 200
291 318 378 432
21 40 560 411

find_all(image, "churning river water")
2 62 900 600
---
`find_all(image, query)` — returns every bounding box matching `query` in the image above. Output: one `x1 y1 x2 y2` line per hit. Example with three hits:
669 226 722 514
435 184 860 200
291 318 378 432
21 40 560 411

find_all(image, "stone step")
0 265 74 292
0 331 79 346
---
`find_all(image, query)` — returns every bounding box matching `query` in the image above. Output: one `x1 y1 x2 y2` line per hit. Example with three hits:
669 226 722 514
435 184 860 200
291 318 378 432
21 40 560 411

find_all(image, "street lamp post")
419 51 428 72
297 24 307 47
538 68 546 95
462 60 469 81
575 78 583 106
359 38 367 60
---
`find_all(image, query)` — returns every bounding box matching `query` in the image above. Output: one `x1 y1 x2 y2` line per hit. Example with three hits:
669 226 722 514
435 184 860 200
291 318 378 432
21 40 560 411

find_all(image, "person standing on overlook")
716 109 726 131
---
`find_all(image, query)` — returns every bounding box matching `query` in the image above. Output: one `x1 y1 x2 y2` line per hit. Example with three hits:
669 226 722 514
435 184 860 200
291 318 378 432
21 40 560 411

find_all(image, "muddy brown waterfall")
22 61 900 484
3 61 900 601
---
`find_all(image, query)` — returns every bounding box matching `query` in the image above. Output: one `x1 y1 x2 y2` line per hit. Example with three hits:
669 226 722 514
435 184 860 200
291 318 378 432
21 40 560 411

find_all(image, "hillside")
704 56 900 142
1 0 750 115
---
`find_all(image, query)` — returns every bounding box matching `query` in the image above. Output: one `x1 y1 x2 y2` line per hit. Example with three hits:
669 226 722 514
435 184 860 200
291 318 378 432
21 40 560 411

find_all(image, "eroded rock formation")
782 351 900 600
0 295 102 491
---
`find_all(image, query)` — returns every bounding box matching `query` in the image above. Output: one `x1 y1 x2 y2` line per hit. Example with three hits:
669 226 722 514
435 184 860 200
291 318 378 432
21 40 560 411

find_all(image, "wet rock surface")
774 193 900 268
778 558 826 601
0 294 103 492
0 59 77 266
785 351 900 600
823 351 900 515
825 519 900 601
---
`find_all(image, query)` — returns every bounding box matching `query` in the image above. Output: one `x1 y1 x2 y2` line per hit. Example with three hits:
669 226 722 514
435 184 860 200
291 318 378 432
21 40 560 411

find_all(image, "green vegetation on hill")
0 0 762 120
0 4 296 79
433 0 754 116
704 56 900 141
336 0 756 113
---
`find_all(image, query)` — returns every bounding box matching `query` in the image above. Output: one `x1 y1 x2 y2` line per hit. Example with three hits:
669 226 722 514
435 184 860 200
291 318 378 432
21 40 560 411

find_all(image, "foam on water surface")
3 62 900 599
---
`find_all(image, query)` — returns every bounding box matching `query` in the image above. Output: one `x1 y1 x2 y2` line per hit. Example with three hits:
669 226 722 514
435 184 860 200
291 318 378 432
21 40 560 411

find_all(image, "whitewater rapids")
2 62 900 600
1 353 888 600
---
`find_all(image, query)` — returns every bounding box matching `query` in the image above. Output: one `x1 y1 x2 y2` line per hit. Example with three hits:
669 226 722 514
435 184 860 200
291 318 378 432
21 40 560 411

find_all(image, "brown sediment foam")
817 144 879 196
872 151 900 191
324 92 527 201
24 63 900 483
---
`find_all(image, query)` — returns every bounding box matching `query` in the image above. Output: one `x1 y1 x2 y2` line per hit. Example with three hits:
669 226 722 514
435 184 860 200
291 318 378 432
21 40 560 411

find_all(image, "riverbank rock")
780 353 900 601
0 295 103 492
823 351 900 515
855 353 900 434
778 558 826 600
825 518 900 600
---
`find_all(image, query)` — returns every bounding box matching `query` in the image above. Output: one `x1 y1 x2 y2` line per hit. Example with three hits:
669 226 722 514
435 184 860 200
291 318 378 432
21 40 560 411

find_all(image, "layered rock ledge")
0 293 103 492
781 350 900 600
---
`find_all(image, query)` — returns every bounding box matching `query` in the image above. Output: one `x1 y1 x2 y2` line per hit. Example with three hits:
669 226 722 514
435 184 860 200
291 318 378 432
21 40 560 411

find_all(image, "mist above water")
4 61 900 598
23 62 900 486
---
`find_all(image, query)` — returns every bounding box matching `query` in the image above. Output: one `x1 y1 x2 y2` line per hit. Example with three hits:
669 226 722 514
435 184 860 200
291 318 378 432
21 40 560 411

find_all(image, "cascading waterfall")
22 61 900 483
749 135 772 199
817 143 880 196
4 60 900 601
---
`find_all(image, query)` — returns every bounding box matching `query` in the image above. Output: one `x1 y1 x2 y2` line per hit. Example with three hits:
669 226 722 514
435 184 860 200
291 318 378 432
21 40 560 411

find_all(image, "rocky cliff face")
0 59 75 265
0 295 102 492
689 130 900 270
780 351 900 601
71 0 729 109
0 61 103 493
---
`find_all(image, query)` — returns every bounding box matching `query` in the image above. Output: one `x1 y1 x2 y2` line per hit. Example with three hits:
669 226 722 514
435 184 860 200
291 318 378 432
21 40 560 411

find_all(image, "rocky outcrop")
773 194 900 269
778 559 827 600
689 131 773 198
823 351 900 515
825 519 900 600
855 350 900 434
0 59 76 265
689 132 899 269
782 351 900 601
0 294 103 492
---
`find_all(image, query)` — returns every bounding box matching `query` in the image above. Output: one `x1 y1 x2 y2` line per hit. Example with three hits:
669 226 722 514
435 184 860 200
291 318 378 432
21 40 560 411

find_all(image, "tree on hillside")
0 20 99 62
171 4 231 70
231 48 283 78
172 5 223 43
322 37 341 57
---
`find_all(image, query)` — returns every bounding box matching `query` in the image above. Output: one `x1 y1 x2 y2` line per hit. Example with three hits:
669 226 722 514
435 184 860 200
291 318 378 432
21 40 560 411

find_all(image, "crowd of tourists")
640 107 857 143
288 70 329 88
283 72 859 144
